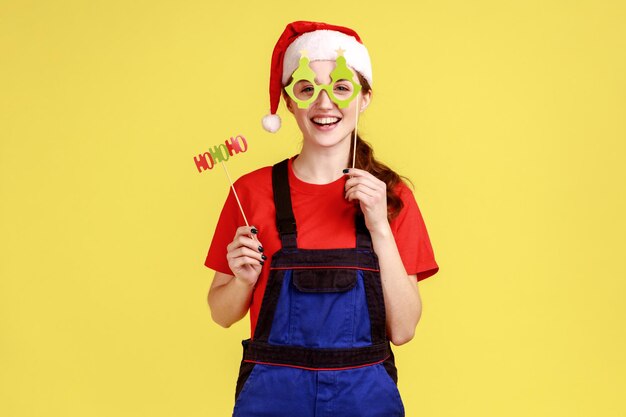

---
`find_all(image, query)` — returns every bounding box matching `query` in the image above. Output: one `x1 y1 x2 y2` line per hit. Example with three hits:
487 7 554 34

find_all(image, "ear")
283 93 295 114
359 90 372 113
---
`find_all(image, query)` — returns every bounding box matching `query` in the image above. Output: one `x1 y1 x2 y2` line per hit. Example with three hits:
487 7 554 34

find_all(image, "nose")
315 89 334 109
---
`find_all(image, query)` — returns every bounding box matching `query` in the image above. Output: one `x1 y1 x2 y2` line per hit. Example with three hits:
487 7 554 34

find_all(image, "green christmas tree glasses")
284 49 362 109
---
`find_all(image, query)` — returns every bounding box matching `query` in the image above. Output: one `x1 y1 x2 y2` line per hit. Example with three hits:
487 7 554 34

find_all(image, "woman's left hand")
344 168 389 233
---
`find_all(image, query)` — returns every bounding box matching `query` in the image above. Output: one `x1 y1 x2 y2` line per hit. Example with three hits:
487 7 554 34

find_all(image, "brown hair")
349 74 409 221
349 133 408 221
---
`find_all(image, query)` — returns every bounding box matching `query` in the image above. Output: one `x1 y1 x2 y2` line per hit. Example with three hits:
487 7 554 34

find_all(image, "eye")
294 81 314 92
333 80 354 95
292 80 316 100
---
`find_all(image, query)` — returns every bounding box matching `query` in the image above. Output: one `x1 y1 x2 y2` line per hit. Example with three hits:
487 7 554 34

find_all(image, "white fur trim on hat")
282 30 373 86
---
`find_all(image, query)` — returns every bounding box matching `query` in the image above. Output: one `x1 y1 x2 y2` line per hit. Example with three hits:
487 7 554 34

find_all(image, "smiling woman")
204 20 439 417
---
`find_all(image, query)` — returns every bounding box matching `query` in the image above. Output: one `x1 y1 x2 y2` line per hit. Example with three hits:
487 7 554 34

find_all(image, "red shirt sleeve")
204 188 241 275
390 183 439 281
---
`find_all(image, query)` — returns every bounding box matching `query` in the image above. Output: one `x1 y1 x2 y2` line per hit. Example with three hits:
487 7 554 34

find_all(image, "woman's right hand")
226 225 265 287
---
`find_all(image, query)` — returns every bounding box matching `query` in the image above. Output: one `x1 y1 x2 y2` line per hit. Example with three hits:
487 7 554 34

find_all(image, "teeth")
312 117 340 125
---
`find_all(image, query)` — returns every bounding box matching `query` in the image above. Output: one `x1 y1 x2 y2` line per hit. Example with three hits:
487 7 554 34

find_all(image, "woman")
205 21 439 417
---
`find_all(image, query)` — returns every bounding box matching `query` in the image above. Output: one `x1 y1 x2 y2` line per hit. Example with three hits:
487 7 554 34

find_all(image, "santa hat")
262 21 373 133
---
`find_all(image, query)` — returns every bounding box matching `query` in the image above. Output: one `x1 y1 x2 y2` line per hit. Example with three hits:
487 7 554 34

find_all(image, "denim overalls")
232 159 405 417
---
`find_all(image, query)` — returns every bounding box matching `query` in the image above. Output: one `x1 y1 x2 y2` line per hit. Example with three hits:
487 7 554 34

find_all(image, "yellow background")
1 1 625 416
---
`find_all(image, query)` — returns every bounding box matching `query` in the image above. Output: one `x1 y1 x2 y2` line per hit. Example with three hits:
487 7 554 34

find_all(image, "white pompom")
262 114 281 133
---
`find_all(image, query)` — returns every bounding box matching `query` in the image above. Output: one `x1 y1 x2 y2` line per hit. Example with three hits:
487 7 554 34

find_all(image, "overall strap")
272 158 375 250
272 159 298 249
355 212 373 251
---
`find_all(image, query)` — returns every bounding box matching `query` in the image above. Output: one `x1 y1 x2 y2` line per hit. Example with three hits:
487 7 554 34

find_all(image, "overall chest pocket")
292 269 357 293
268 268 373 348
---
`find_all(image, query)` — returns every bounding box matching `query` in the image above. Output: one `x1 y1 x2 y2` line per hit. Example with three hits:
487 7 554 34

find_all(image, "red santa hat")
262 21 373 133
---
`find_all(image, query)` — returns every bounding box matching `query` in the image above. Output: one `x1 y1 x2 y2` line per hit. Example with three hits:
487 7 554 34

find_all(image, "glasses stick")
352 94 360 169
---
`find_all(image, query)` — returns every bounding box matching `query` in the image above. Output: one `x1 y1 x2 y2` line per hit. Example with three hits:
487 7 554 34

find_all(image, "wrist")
233 274 256 290
368 220 393 239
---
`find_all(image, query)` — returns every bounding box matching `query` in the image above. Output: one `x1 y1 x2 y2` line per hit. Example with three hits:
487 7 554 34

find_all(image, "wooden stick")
352 94 360 169
220 161 249 227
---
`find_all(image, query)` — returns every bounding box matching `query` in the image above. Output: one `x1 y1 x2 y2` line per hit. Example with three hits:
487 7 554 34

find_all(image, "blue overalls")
232 159 405 417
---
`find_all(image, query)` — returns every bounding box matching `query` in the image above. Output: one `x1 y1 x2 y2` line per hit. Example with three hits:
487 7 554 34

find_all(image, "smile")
311 116 341 126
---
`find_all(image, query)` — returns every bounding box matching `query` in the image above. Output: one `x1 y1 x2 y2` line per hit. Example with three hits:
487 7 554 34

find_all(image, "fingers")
343 168 386 191
229 256 261 272
229 226 262 249
345 178 385 198
345 185 373 200
342 168 380 179
227 225 266 266
227 245 264 264
234 225 259 240
343 168 386 204
345 187 386 211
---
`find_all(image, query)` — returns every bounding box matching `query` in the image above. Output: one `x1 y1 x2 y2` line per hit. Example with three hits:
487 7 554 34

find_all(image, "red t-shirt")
205 156 439 336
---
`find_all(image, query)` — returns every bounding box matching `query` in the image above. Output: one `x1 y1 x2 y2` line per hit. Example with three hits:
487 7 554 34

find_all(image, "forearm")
208 273 254 328
370 223 422 346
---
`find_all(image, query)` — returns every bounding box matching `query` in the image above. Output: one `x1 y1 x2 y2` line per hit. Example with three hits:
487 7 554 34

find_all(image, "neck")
293 140 352 184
